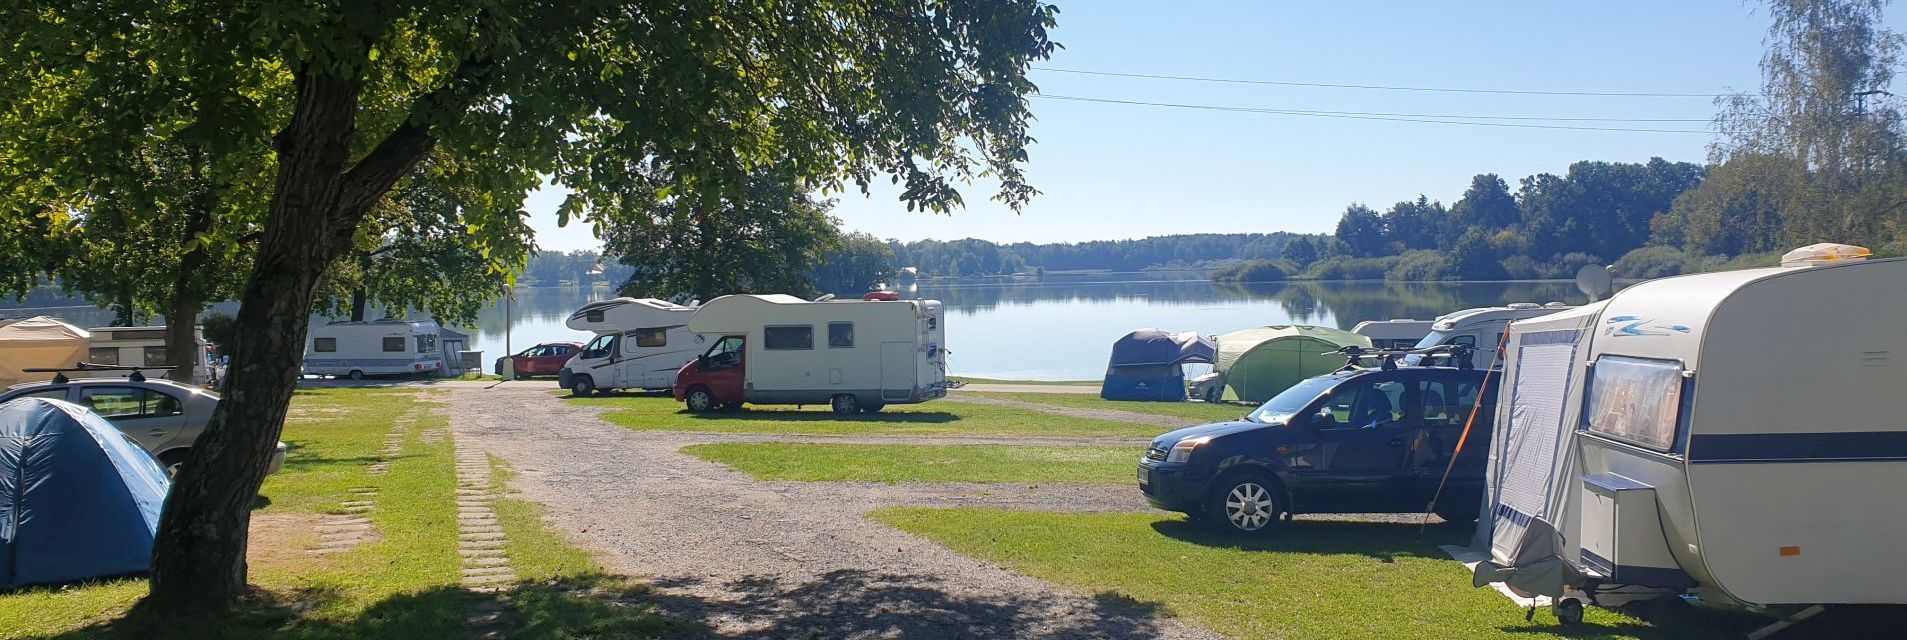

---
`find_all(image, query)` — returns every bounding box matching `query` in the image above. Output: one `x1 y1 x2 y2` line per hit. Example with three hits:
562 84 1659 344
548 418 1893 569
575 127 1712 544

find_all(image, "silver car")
0 377 287 475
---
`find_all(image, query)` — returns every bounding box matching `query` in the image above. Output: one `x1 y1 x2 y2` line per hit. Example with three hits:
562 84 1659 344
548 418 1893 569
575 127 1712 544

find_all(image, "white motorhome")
1470 244 1907 631
672 294 948 414
83 325 211 384
1351 318 1434 350
1405 302 1573 367
302 320 445 379
557 297 703 395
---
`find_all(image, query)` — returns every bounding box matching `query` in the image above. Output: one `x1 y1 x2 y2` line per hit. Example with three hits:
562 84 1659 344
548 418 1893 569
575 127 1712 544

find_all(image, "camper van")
1351 318 1434 349
671 294 949 414
301 320 445 379
1404 303 1572 367
1470 244 1907 631
557 297 702 396
83 325 211 384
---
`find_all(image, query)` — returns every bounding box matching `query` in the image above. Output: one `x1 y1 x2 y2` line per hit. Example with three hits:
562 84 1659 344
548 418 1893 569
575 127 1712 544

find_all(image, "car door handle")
147 428 170 437
1386 438 1405 447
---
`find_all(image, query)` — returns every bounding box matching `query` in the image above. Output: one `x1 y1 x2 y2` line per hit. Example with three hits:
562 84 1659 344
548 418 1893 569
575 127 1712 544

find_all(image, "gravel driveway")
449 386 1219 639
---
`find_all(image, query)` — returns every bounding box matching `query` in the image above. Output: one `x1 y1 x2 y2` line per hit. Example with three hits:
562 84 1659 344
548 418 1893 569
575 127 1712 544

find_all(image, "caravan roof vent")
1506 302 1541 310
1543 301 1570 308
1781 243 1872 267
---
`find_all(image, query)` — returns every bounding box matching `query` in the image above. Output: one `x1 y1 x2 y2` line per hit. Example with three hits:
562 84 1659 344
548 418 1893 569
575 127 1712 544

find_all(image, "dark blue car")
1138 365 1497 533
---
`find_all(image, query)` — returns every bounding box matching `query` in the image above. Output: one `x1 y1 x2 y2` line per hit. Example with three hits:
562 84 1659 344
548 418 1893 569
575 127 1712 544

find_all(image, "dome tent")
1100 330 1217 402
0 397 170 588
1212 325 1369 403
0 316 91 387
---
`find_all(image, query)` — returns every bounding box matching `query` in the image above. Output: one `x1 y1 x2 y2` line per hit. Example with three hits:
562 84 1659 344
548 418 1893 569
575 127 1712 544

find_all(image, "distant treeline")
521 250 633 287
888 233 1312 277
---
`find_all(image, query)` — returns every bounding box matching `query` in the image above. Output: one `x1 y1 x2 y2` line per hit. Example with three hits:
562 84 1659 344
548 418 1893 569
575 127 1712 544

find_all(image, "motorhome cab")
301 320 444 379
1471 244 1907 631
83 325 211 384
672 294 949 414
1406 303 1572 367
558 297 702 396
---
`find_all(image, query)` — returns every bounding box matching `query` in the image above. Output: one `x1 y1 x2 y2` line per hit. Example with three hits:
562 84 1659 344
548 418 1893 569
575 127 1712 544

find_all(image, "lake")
3 274 1600 381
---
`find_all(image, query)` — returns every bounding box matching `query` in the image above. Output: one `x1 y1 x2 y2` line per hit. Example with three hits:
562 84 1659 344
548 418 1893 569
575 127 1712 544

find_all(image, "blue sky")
527 2 1892 251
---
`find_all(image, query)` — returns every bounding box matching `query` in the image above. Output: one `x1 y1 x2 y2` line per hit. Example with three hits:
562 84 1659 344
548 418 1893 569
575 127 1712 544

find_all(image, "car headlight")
1164 436 1212 463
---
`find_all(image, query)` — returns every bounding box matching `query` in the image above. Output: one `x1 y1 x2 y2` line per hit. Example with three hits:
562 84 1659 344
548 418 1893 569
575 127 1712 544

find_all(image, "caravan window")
581 334 617 359
828 322 854 348
763 325 813 350
1584 356 1684 452
314 338 337 353
143 346 170 366
415 335 436 353
382 337 405 352
89 347 121 365
634 328 668 348
586 309 605 323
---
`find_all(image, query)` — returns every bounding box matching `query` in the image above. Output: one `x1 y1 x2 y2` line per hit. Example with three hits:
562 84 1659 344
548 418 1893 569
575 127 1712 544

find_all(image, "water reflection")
6 276 1606 380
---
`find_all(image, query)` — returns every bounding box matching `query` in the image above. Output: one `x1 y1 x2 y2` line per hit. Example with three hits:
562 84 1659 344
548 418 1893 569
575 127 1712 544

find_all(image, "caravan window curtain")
1585 356 1684 451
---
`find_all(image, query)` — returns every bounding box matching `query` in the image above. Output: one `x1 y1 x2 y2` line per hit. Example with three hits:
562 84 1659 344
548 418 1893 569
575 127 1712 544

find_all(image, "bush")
1612 246 1692 279
1385 250 1450 281
1211 259 1290 283
1298 256 1397 280
1498 255 1542 280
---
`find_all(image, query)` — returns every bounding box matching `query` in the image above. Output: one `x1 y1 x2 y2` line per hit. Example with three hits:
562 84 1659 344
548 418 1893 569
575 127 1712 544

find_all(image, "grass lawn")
950 376 1098 387
682 442 1137 483
871 508 1779 640
577 394 1160 440
0 388 680 639
963 391 1249 424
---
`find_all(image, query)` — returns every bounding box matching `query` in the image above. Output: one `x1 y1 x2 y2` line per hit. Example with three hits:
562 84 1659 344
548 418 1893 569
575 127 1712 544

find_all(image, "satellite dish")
1575 264 1614 302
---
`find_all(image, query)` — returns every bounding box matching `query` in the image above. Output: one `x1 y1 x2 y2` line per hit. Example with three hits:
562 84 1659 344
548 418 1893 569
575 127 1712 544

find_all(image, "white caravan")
558 297 703 395
302 320 445 379
1351 318 1434 349
1405 302 1573 368
673 294 949 414
83 325 211 384
1471 244 1907 630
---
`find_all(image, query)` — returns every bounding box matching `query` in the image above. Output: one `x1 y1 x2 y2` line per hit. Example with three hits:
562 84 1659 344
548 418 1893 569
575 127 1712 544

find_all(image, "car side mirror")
1308 408 1334 432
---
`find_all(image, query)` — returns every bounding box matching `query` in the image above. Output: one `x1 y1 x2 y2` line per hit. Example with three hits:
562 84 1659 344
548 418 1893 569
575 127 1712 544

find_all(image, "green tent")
1213 325 1370 403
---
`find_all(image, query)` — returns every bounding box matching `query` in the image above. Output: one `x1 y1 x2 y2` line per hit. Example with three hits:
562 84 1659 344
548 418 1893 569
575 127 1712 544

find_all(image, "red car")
495 342 582 379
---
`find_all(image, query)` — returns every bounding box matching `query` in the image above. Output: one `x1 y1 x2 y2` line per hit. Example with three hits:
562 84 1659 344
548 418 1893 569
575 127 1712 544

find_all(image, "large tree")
814 231 899 295
3 0 1055 612
603 170 842 301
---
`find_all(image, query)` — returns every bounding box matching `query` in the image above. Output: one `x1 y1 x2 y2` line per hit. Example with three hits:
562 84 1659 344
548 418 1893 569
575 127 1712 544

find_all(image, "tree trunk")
350 286 368 321
143 68 366 613
165 181 215 385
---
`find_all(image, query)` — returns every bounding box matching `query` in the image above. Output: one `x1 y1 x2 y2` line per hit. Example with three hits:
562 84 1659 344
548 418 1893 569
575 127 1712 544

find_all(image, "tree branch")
332 11 499 232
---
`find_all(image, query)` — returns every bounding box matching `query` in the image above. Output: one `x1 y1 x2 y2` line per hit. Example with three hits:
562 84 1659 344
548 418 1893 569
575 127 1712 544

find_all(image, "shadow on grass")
1148 518 1466 563
643 568 1180 639
681 409 962 425
37 574 691 640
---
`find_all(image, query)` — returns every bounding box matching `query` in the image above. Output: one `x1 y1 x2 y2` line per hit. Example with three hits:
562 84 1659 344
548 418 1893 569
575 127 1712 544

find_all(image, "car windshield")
1402 330 1471 365
1245 376 1340 424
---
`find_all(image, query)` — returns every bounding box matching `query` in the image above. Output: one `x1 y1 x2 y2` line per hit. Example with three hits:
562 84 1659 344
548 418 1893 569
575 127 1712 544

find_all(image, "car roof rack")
21 363 176 384
1325 344 1475 372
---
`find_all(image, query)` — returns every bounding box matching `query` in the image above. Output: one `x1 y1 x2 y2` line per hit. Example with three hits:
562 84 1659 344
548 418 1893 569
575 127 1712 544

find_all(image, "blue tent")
0 398 170 588
1101 330 1218 402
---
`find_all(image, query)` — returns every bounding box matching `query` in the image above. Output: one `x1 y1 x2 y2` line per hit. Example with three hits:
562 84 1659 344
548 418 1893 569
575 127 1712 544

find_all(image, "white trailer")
1471 244 1907 629
558 297 703 395
674 294 949 414
82 325 211 384
302 320 444 379
1405 302 1573 367
1351 318 1434 349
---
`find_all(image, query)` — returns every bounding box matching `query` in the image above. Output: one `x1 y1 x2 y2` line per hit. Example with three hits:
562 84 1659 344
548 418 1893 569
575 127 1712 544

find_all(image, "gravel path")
449 386 1219 640
942 394 1201 429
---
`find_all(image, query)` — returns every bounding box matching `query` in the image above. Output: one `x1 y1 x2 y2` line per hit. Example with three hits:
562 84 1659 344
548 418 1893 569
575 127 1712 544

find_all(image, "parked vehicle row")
0 375 286 476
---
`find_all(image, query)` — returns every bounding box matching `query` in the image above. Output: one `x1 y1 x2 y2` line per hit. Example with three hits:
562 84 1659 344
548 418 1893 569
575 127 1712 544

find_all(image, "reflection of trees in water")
921 277 1594 330
464 286 615 341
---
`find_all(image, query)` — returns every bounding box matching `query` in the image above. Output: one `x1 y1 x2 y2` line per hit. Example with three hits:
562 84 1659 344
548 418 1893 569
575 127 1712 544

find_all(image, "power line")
1034 66 1737 98
1033 94 1715 134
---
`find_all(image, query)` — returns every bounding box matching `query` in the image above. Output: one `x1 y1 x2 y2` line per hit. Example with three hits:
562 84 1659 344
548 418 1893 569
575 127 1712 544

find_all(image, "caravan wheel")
570 376 597 397
348 370 364 381
685 386 716 412
830 394 860 415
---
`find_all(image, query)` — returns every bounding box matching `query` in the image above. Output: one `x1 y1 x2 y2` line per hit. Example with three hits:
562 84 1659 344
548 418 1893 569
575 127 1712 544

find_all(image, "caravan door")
880 342 915 402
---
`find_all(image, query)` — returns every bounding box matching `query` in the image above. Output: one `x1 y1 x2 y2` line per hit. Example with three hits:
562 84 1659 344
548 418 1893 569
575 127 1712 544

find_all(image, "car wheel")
859 402 885 414
348 369 364 381
1207 473 1282 534
685 386 716 412
830 394 860 415
570 376 596 397
159 450 191 477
